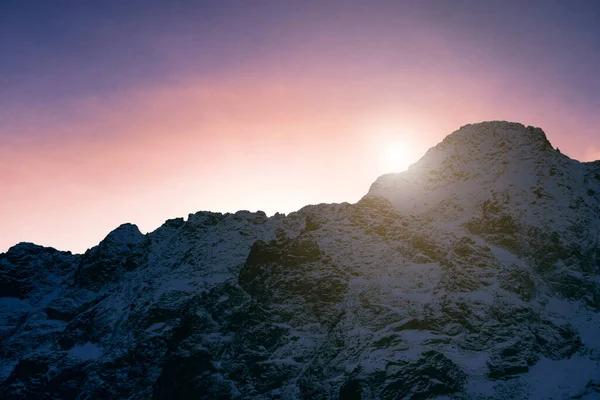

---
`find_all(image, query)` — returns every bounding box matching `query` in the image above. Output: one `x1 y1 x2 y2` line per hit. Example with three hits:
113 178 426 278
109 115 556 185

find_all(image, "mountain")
1 121 600 399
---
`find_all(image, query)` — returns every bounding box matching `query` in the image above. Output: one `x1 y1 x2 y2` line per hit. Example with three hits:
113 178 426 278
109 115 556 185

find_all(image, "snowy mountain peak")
413 121 556 176
101 223 144 247
2 121 600 399
365 121 593 227
441 121 552 151
421 121 555 172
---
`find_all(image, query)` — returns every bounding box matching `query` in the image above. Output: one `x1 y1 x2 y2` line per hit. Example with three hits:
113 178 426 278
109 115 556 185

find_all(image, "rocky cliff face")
1 121 600 399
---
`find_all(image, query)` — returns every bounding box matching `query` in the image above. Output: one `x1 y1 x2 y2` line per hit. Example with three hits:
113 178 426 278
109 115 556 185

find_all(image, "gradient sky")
2 0 600 253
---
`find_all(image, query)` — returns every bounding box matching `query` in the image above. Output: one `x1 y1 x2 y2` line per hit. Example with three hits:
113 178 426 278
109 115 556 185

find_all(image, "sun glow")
381 142 415 172
366 120 422 174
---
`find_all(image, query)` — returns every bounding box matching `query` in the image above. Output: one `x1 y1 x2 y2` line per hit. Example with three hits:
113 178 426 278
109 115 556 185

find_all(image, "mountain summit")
1 122 600 399
368 121 594 222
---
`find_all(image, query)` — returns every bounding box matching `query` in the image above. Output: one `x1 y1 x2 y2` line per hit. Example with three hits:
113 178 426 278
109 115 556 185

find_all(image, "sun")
380 142 414 172
366 120 421 173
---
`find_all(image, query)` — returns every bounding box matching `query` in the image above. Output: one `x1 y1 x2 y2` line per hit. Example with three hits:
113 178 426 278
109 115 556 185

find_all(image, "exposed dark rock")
1 122 600 399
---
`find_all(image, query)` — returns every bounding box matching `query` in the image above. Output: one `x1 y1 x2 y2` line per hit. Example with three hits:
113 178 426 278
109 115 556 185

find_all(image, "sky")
1 0 600 253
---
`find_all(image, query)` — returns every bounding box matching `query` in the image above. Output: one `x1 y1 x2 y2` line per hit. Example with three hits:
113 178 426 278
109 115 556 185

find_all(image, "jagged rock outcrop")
1 121 599 399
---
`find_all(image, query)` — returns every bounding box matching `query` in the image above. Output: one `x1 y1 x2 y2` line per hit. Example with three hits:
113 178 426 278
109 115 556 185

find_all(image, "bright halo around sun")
380 141 415 172
366 121 422 173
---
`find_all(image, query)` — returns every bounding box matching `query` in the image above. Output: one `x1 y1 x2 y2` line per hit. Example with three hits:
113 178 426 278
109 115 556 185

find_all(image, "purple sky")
1 0 600 253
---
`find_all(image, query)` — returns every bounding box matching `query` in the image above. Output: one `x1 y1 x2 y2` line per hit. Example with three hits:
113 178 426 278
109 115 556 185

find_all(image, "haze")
1 0 600 253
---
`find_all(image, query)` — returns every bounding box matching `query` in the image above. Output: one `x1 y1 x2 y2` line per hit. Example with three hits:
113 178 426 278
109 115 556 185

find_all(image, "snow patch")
67 342 103 361
146 322 166 332
524 356 599 398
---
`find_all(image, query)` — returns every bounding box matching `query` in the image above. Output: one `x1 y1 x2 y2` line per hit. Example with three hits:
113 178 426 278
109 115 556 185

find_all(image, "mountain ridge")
1 121 600 399
5 121 595 256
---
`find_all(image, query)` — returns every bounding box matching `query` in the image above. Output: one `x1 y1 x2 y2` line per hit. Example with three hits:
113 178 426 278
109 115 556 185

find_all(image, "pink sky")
2 69 598 253
2 1 600 253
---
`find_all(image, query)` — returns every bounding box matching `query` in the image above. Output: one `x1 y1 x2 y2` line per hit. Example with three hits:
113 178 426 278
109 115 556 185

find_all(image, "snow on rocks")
1 121 599 399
